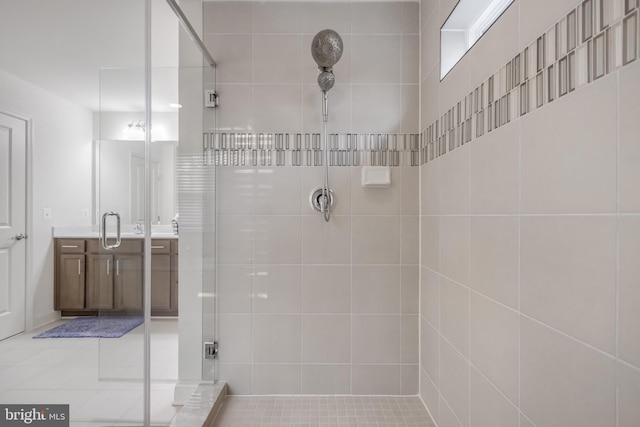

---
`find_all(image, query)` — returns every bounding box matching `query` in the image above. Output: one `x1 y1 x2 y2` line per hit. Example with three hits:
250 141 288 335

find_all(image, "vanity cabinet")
54 237 177 316
55 239 86 311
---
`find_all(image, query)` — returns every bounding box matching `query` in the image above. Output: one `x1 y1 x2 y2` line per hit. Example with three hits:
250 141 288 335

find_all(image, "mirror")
441 0 515 79
93 111 178 226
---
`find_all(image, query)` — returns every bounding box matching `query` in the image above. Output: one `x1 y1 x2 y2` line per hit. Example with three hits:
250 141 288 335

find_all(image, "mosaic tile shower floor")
211 396 435 427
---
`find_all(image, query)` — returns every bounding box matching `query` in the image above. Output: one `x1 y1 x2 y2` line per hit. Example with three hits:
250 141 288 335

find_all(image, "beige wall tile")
520 317 616 427
401 2 420 34
440 396 464 427
252 2 302 34
302 265 351 314
217 363 252 395
352 85 403 133
301 364 351 395
216 215 253 264
521 216 616 353
440 336 470 427
204 1 251 34
618 362 640 427
352 315 401 363
252 85 302 132
440 216 470 286
421 10 440 80
520 75 617 214
421 67 441 130
301 2 351 35
402 35 420 84
301 315 350 363
401 165 420 215
440 277 470 357
352 35 402 84
352 364 402 395
469 293 519 403
421 158 440 215
469 216 519 309
420 0 437 32
421 367 440 424
253 216 302 265
619 216 640 368
439 144 469 215
203 35 252 84
253 315 302 363
252 364 301 395
469 123 519 214
421 318 440 387
402 315 419 363
352 216 401 264
421 216 440 270
217 265 253 314
401 364 419 394
253 265 302 314
253 167 303 215
619 60 640 213
352 266 401 314
253 35 302 84
402 266 420 314
470 367 519 427
421 267 440 328
402 216 420 264
217 315 252 363
352 2 402 34
302 215 351 264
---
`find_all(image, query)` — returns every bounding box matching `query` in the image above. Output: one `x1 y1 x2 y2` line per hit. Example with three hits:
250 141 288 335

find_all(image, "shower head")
311 29 343 71
317 70 335 93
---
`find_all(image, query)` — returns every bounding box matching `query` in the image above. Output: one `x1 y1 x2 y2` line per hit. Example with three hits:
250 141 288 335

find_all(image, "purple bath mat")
33 316 144 338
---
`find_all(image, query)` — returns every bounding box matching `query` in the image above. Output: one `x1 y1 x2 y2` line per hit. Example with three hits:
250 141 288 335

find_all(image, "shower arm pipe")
165 0 217 68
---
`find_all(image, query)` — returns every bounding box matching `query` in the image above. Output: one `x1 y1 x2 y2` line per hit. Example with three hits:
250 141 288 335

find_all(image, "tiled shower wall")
419 0 640 426
204 1 421 395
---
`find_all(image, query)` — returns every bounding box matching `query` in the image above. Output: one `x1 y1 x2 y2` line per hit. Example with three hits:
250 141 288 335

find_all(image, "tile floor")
0 318 179 426
212 396 435 427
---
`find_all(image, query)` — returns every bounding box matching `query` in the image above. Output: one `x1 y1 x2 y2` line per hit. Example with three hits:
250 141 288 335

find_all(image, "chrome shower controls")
309 186 336 215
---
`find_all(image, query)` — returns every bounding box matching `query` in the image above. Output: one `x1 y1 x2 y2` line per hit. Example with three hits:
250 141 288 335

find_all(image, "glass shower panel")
96 66 146 424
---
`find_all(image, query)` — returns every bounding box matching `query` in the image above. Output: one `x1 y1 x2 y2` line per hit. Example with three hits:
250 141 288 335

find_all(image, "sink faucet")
134 222 144 234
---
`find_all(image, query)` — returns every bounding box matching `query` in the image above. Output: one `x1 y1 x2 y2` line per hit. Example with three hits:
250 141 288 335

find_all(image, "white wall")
0 69 93 329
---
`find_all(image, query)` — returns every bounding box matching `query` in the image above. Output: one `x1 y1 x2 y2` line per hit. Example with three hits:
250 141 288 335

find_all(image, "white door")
0 112 27 340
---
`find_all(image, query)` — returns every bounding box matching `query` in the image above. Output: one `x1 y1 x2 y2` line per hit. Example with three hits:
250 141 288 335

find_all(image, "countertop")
53 225 178 239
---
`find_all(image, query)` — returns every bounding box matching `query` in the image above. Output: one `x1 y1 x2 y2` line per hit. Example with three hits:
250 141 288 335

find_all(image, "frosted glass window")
441 0 515 79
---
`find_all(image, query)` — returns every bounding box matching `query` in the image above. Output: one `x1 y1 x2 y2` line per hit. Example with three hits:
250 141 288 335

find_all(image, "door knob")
14 233 28 241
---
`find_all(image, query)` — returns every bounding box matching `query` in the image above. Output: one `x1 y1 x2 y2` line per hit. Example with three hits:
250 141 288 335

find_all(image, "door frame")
0 108 32 333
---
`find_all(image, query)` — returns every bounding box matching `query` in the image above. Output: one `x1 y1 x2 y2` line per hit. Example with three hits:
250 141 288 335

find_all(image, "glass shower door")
95 66 147 424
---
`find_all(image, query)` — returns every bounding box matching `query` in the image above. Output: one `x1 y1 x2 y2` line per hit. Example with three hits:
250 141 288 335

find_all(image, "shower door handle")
101 212 121 250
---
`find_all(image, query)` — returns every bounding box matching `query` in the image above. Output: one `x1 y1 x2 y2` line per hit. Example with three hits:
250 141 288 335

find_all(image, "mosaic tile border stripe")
419 0 638 164
203 132 422 167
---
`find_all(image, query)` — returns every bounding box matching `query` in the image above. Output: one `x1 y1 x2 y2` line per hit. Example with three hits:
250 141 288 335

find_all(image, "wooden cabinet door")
151 254 172 313
86 254 114 309
57 254 85 310
114 254 143 311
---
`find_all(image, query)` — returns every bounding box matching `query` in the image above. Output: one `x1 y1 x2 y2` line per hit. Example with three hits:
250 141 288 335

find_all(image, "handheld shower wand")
311 29 343 222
